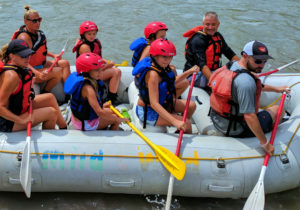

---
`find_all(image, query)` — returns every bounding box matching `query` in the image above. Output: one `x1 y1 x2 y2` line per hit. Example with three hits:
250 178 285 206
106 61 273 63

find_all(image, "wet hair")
203 11 219 22
24 5 38 19
0 43 9 63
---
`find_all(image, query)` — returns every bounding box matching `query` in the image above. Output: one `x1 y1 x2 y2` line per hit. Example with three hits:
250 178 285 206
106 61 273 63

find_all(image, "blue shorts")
136 106 159 126
241 110 273 137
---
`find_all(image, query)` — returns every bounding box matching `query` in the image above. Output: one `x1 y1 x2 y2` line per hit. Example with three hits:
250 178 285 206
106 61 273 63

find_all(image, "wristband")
261 141 268 147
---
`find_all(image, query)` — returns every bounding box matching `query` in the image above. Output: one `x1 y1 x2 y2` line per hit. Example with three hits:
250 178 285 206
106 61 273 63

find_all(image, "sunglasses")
254 59 267 65
26 17 42 23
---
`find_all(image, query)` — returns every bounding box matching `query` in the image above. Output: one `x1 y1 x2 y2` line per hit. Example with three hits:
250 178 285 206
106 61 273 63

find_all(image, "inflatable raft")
0 67 300 199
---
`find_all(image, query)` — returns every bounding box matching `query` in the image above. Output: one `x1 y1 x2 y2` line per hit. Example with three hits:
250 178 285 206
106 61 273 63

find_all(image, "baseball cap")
241 40 273 60
7 39 34 58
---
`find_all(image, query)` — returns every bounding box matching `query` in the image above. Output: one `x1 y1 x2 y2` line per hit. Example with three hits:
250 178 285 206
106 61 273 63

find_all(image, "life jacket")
183 25 223 71
64 72 106 128
132 57 176 128
72 38 102 58
11 25 47 67
208 62 262 135
129 37 148 67
0 64 34 115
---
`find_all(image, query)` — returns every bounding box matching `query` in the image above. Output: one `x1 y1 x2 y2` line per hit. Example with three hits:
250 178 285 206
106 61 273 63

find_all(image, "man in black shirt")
183 11 239 91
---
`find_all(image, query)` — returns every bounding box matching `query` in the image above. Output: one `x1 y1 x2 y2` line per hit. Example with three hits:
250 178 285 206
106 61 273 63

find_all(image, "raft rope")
1 81 300 162
0 122 299 162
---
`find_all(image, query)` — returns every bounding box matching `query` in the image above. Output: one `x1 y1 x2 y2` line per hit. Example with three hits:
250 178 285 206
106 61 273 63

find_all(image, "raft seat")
127 82 167 133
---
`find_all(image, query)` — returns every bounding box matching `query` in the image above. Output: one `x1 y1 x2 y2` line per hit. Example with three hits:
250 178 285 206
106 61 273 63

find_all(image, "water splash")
145 194 180 209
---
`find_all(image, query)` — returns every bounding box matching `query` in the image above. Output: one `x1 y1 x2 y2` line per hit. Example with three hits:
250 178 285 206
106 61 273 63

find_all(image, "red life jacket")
183 25 223 70
0 64 34 115
72 38 102 58
11 25 47 67
208 62 262 118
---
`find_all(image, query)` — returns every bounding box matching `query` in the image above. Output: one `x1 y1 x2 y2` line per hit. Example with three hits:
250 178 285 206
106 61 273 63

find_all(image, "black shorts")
0 116 14 132
241 110 273 137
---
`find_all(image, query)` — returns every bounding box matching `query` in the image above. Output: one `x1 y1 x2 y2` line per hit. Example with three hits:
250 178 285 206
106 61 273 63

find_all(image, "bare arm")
201 65 212 80
231 55 239 61
0 72 29 125
175 65 200 85
82 84 123 122
244 113 274 156
147 71 182 128
139 45 150 61
262 84 290 93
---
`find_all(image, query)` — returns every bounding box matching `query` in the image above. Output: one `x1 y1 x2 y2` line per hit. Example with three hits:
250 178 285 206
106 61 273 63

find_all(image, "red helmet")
149 38 176 57
76 53 105 74
144 21 168 39
79 21 98 35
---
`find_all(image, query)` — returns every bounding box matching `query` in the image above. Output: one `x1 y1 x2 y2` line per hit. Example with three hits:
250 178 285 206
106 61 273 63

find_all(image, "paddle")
115 60 128 67
46 39 69 73
20 84 34 198
109 104 186 180
107 60 128 67
243 91 287 210
258 59 299 77
165 73 197 210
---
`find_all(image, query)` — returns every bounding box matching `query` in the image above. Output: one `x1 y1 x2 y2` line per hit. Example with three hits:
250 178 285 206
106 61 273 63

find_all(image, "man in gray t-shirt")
210 41 290 156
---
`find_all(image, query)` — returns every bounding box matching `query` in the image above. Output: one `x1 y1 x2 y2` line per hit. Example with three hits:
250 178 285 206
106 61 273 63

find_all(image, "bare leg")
176 79 189 98
97 108 121 130
12 107 57 131
99 67 121 93
33 93 67 128
57 59 71 82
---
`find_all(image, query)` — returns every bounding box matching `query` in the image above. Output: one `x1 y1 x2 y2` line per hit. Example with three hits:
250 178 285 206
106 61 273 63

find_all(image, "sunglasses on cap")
254 59 267 65
26 17 42 23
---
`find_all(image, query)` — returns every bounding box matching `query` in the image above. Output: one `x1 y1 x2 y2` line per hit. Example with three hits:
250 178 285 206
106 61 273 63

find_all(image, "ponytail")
24 5 38 19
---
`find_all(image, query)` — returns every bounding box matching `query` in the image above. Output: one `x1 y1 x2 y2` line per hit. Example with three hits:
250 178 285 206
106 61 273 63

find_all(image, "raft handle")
17 152 22 162
217 158 226 168
280 154 289 164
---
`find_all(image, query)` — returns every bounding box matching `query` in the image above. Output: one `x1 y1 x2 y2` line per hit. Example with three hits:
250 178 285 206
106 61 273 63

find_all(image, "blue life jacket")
64 72 106 122
129 37 148 67
133 57 176 128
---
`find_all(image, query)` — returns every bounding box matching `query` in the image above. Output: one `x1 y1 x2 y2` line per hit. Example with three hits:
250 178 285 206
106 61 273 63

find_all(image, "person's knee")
114 68 122 78
59 59 70 67
190 101 196 113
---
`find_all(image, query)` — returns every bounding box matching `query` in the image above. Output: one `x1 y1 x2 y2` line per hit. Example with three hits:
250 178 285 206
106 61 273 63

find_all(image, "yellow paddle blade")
109 103 186 180
156 145 186 180
115 60 128 67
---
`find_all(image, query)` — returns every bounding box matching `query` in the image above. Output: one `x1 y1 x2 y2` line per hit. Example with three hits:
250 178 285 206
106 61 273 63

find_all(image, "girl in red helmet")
72 21 122 106
130 21 168 68
12 5 71 97
132 39 199 133
64 53 128 131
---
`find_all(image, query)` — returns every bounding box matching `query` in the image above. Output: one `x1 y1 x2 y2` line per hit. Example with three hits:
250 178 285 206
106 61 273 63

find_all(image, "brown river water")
0 0 300 209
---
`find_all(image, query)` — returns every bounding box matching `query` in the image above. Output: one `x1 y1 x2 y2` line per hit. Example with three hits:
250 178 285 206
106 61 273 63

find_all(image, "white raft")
0 67 300 198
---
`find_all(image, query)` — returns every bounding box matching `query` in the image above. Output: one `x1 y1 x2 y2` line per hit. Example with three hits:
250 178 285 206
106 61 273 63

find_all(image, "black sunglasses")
254 59 267 65
27 17 42 23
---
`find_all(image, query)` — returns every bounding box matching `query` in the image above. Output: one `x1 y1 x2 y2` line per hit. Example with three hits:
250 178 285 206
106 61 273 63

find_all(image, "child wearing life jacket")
12 5 71 98
72 21 121 106
130 21 168 68
132 39 199 133
0 39 67 132
64 53 128 131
